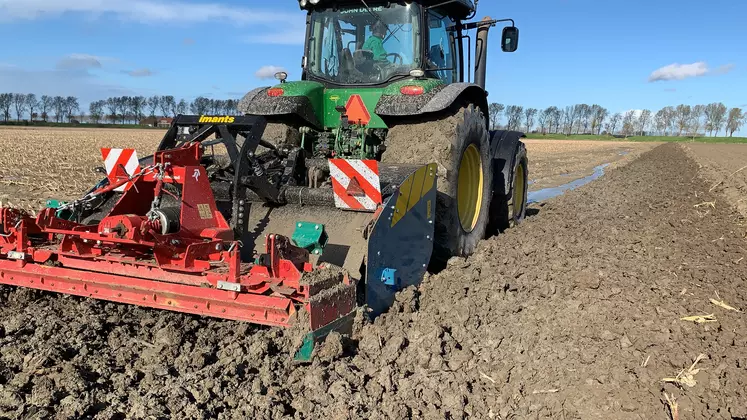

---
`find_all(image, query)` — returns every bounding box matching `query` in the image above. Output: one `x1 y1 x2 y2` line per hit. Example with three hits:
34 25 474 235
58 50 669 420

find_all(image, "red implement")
0 142 355 331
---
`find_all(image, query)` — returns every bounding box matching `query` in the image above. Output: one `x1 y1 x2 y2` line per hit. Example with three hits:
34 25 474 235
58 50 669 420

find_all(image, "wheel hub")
457 144 484 233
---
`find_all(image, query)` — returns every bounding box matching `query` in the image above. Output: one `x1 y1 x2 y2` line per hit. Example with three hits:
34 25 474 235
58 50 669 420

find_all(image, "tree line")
0 93 241 125
489 103 747 138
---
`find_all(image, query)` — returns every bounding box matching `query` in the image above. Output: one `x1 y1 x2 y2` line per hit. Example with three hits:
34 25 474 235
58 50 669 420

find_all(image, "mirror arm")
460 18 515 31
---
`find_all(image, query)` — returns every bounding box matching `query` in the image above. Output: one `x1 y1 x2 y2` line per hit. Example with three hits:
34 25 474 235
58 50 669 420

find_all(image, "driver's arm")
368 37 388 61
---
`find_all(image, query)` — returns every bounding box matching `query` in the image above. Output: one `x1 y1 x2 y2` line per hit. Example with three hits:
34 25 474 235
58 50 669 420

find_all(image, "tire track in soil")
1 143 747 419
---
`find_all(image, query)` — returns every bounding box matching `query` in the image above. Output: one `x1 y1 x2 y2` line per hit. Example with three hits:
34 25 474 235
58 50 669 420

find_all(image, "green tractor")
239 0 528 264
10 0 529 357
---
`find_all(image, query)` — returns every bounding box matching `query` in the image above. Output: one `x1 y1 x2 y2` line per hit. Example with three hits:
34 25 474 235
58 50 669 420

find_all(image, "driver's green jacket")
362 35 387 61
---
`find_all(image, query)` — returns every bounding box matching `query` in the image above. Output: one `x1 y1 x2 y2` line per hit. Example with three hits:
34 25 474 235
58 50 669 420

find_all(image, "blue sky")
0 0 745 124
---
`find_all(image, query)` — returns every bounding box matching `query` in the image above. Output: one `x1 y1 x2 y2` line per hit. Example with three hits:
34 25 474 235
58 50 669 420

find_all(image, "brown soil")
2 143 747 419
684 143 747 219
524 140 657 190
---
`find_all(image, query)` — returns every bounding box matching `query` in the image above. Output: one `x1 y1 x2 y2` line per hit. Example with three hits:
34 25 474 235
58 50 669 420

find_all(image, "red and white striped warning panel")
101 148 141 192
329 159 383 211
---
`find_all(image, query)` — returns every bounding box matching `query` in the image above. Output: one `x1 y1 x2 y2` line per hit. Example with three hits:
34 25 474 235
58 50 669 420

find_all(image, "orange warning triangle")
345 94 371 126
346 176 366 197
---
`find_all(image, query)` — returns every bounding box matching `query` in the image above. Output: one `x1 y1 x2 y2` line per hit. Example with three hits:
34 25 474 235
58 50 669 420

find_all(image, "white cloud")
648 61 734 82
0 0 299 26
255 65 286 80
124 68 155 77
56 53 105 70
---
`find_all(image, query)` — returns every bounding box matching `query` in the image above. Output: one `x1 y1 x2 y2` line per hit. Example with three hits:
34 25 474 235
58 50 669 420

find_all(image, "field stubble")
0 127 163 211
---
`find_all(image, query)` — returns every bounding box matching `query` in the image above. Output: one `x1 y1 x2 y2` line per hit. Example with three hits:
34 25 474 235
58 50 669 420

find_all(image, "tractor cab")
299 0 517 86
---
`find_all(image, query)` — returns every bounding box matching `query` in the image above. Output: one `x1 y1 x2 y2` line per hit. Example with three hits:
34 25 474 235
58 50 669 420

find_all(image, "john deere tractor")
240 0 528 262
0 0 529 358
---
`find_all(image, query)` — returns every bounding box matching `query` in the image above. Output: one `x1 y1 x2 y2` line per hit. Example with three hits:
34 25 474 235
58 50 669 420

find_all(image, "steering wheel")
372 61 388 82
387 53 403 65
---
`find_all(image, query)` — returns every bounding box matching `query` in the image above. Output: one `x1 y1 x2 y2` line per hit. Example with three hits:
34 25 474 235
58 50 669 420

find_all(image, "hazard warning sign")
345 94 371 125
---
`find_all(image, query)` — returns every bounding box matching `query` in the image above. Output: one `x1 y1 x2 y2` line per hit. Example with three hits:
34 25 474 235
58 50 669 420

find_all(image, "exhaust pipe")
474 16 492 89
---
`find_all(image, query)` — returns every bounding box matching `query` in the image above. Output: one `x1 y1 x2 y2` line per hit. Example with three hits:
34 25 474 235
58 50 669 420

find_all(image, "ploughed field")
0 127 654 210
0 127 746 419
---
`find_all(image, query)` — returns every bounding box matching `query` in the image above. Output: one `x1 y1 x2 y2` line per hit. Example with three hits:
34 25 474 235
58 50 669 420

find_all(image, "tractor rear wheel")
262 122 301 149
383 105 492 261
490 142 528 233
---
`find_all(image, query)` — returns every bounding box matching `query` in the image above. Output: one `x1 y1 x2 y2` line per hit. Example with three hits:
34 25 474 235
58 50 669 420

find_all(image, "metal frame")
0 137 355 333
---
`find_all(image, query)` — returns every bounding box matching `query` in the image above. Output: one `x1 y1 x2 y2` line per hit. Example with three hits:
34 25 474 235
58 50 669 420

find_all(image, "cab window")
426 12 458 83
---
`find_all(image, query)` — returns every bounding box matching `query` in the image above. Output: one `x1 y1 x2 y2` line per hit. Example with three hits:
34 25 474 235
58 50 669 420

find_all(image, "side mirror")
501 26 519 53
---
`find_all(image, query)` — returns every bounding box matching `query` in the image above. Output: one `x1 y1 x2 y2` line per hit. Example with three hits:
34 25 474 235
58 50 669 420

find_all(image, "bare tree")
160 95 176 118
0 94 11 122
563 105 581 136
688 105 706 139
524 108 538 133
621 111 637 137
659 106 676 136
505 105 524 131
562 106 574 135
726 108 745 137
147 96 160 117
551 107 562 134
704 102 728 136
577 104 592 134
190 97 212 115
131 96 147 122
40 95 52 122
64 96 79 122
488 103 505 129
116 97 129 124
106 98 118 123
606 113 622 135
538 107 552 134
590 105 608 135
12 93 27 121
52 96 65 123
26 94 38 122
225 99 238 115
177 99 189 115
675 104 691 136
654 108 668 135
637 109 652 136
211 99 224 114
89 100 105 124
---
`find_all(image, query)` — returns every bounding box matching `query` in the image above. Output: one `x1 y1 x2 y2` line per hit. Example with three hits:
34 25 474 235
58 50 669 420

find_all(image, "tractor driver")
362 20 389 62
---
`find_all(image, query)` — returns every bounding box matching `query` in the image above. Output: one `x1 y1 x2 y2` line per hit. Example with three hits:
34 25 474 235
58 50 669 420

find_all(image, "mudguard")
365 163 438 316
490 130 526 196
376 83 489 121
238 87 322 128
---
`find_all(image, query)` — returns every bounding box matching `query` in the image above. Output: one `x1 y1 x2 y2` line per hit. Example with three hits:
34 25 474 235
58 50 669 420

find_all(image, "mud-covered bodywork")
239 80 489 130
239 86 322 128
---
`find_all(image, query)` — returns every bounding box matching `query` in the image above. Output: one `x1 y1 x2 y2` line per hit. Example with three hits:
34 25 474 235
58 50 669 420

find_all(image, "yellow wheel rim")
457 144 484 233
513 162 525 217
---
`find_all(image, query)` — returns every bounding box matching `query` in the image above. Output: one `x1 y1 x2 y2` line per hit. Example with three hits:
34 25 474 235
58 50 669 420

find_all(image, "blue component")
365 164 437 317
381 268 397 286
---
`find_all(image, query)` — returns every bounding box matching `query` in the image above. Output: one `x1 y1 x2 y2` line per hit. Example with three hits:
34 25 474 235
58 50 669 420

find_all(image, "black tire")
262 122 301 149
384 105 493 260
490 142 528 233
